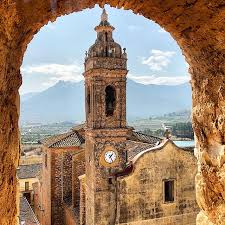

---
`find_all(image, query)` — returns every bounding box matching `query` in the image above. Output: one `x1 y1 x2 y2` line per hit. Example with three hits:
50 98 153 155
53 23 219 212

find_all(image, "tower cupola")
84 8 127 71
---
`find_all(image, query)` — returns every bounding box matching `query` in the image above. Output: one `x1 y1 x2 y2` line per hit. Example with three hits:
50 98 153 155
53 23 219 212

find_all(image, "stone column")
79 174 86 225
0 45 22 225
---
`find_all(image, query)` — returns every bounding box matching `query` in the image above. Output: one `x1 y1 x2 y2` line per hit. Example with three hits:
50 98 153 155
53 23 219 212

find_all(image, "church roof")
41 126 161 151
126 141 156 161
19 197 40 225
131 131 162 144
17 164 42 179
42 130 85 148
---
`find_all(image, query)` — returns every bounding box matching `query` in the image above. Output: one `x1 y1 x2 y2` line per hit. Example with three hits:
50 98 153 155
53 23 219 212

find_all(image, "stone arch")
0 1 225 225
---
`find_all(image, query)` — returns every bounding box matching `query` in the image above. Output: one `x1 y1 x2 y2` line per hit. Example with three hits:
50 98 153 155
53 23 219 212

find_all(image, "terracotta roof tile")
126 140 158 161
41 126 161 154
131 131 162 144
42 131 84 148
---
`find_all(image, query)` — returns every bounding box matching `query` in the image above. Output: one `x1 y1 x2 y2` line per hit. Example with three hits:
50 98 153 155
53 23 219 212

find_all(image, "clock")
104 150 117 164
99 146 119 167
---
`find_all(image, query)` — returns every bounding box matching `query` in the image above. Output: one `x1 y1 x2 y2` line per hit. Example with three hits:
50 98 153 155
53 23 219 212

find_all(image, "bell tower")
83 8 128 225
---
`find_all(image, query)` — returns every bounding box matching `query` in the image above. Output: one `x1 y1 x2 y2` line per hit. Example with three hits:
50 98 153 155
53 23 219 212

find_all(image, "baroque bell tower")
83 8 128 225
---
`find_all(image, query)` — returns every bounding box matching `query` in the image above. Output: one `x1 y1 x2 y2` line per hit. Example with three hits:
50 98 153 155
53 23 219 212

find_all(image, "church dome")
86 8 126 60
88 39 123 58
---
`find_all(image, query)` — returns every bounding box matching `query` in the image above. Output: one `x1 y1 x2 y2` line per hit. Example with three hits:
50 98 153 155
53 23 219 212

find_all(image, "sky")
20 5 190 95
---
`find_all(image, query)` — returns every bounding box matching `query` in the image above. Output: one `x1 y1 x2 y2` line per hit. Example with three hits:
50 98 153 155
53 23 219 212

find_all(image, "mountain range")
20 80 192 123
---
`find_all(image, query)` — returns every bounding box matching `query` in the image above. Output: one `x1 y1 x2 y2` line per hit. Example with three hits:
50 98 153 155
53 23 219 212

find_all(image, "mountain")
127 80 191 119
20 80 192 123
21 92 40 102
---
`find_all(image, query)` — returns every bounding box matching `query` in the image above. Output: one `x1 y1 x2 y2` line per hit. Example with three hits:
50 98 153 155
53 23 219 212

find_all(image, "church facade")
33 9 199 225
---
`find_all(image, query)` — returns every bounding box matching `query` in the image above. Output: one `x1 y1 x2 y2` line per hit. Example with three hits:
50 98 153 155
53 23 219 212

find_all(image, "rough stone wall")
32 182 42 222
41 147 52 225
85 129 128 225
51 150 64 225
72 150 85 208
63 151 74 202
0 1 225 224
79 174 86 225
64 205 79 225
117 141 199 225
36 147 80 225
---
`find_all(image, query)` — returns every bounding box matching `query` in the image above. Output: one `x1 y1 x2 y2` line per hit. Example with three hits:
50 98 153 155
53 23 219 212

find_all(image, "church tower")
83 8 128 225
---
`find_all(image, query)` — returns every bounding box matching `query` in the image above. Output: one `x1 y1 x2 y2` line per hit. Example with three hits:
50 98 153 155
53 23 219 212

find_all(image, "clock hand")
109 154 114 160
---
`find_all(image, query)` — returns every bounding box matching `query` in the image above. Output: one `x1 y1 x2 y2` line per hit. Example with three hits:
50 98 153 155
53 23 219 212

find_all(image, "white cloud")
21 63 84 87
142 49 176 71
128 74 190 86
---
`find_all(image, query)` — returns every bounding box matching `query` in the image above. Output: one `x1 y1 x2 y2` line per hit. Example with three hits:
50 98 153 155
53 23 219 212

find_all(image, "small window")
164 180 174 203
108 177 113 185
25 181 29 191
105 85 116 117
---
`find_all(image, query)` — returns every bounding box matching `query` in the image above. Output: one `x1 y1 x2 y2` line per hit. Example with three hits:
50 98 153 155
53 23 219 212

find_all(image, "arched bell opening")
105 85 116 117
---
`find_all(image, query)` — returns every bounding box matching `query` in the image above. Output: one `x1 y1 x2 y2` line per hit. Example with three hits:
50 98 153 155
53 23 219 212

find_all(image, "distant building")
20 145 42 165
33 8 199 225
17 164 41 205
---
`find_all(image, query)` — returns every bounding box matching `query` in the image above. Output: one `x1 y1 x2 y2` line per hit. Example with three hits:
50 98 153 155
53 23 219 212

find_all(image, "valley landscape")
21 79 191 123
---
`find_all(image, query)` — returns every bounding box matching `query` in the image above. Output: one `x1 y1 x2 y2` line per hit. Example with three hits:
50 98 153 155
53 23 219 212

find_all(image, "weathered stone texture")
64 205 79 225
85 129 129 225
39 147 52 225
0 0 225 224
34 147 80 225
117 141 199 224
72 150 85 208
63 152 74 202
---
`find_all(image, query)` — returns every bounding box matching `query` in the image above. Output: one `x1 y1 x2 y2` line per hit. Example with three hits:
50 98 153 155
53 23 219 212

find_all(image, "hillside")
20 80 192 123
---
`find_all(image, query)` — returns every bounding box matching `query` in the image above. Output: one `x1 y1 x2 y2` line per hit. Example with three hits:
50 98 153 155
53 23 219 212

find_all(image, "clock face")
104 150 117 164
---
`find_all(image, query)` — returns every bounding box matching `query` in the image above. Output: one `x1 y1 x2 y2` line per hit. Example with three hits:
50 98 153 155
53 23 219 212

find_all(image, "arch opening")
105 85 116 117
0 1 224 225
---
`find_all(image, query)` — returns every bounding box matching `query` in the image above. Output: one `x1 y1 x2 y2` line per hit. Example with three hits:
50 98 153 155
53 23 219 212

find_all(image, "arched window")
105 85 116 117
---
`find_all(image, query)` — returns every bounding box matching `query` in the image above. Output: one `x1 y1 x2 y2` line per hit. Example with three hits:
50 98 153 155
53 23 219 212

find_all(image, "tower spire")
101 7 108 22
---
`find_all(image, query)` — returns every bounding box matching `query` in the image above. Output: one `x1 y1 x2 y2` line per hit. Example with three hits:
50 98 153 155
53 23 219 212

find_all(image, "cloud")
21 63 84 87
128 74 190 86
142 49 176 71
